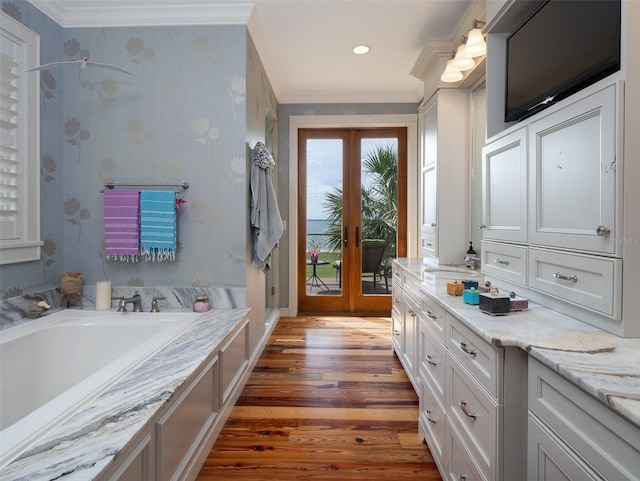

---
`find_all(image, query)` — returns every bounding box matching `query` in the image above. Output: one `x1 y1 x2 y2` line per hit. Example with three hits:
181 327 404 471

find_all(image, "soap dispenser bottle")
465 242 476 268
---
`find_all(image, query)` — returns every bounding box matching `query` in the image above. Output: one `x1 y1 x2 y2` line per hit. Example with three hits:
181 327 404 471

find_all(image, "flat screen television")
505 0 621 123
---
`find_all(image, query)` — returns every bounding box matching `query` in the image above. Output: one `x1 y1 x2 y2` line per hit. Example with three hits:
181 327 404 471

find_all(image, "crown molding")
411 0 486 81
278 89 421 105
28 0 254 27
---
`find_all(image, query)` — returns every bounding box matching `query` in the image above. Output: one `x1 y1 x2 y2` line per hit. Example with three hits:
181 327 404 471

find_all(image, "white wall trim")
28 0 254 27
287 114 418 316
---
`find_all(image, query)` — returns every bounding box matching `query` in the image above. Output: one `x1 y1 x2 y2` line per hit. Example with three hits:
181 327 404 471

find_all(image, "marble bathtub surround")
0 308 250 480
0 286 245 331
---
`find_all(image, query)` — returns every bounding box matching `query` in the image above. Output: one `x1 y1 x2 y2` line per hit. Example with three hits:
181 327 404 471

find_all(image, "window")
0 13 41 264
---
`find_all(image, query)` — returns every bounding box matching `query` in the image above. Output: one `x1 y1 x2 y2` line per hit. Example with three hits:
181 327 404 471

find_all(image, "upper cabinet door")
482 127 527 243
528 84 618 255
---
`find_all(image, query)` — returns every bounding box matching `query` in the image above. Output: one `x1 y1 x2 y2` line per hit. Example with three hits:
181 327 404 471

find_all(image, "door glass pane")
360 138 396 295
306 138 343 296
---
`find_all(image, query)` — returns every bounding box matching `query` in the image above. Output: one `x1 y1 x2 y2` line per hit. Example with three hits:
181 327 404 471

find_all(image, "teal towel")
140 190 176 261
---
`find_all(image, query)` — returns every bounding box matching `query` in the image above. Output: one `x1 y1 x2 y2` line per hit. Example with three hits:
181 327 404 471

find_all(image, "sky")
305 137 397 220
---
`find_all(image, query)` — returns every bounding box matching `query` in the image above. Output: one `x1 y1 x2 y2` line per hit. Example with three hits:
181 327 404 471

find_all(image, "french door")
297 127 407 313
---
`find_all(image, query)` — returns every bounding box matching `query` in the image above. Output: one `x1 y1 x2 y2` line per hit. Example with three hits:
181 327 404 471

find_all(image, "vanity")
392 258 640 481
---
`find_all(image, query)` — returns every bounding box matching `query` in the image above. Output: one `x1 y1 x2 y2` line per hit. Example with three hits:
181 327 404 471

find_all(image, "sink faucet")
115 291 143 312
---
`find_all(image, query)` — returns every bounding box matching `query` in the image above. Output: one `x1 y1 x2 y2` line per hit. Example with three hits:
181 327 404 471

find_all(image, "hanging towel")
140 190 177 262
103 189 140 262
250 143 283 272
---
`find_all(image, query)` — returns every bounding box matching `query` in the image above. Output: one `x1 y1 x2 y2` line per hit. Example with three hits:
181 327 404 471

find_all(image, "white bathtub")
0 309 203 468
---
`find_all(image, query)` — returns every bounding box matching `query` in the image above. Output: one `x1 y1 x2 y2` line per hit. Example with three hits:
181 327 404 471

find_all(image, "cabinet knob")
429 222 437 227
596 225 610 236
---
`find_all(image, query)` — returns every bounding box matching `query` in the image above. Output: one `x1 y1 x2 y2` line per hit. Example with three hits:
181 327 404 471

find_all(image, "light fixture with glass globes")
441 19 486 83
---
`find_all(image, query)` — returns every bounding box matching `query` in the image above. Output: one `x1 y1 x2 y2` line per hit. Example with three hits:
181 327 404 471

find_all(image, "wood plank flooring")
196 316 442 480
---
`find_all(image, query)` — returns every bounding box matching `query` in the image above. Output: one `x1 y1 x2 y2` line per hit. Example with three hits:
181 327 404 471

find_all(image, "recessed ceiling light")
352 45 370 55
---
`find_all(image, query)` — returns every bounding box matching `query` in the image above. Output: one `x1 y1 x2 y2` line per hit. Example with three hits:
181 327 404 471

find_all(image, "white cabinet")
528 83 619 256
444 313 528 481
419 89 470 264
528 357 640 481
482 126 527 243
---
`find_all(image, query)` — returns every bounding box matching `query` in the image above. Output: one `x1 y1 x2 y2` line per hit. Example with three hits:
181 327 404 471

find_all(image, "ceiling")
31 0 474 103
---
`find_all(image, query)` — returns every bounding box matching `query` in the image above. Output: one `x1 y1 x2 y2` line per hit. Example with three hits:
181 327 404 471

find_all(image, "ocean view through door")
298 127 407 313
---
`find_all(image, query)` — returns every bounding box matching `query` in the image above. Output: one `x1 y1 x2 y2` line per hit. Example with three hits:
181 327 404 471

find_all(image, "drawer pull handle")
393 297 400 303
393 330 400 336
596 225 610 236
425 354 438 366
478 223 486 229
425 410 437 424
553 271 578 283
459 476 468 480
494 257 510 265
459 400 477 419
426 242 433 247
459 340 477 357
425 310 437 320
429 222 436 227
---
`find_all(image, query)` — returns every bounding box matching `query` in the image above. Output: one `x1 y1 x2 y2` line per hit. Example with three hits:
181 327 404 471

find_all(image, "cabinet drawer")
392 266 403 289
528 247 621 318
446 313 500 400
481 241 527 286
391 309 401 354
529 358 640 481
419 371 446 468
419 290 446 341
444 419 489 481
419 319 446 401
446 354 499 481
528 413 605 481
392 282 402 315
422 234 436 258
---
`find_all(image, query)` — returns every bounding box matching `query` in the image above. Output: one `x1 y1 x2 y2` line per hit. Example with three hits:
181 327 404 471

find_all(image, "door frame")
286 114 419 317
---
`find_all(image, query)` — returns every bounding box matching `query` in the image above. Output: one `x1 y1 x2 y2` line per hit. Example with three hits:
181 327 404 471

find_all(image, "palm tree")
322 145 397 263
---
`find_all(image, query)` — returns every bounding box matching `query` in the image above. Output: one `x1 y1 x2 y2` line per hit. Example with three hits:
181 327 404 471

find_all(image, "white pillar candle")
95 281 112 310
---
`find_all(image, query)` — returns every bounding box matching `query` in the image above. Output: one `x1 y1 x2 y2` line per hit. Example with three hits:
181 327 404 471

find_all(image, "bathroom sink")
423 267 480 277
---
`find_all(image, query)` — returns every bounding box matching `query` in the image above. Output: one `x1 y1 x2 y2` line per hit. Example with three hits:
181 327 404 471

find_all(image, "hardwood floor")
196 316 442 480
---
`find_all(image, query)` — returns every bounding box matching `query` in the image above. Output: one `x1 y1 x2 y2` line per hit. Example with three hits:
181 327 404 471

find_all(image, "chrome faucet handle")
112 296 127 312
150 296 166 313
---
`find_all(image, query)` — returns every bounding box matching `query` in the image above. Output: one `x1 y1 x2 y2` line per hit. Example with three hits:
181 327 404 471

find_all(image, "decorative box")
462 279 479 290
463 288 481 305
479 292 511 315
510 296 529 311
447 281 464 296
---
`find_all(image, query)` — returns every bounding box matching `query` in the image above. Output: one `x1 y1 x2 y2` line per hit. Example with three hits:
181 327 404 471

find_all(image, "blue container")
462 279 479 290
463 288 480 305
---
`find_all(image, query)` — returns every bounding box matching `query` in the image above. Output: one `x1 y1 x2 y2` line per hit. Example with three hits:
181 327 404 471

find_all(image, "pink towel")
103 189 140 261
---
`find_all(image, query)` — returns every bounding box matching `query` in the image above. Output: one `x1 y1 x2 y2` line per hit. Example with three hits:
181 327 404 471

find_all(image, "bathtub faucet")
116 291 143 312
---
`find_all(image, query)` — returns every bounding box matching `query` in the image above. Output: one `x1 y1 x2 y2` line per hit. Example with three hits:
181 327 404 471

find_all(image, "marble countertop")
0 308 250 481
393 258 640 429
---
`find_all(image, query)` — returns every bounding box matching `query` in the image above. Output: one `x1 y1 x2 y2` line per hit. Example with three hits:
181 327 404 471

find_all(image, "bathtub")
0 309 203 469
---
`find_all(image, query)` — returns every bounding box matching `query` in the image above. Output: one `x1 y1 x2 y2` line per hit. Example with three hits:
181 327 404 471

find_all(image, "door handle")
355 226 360 247
343 226 348 246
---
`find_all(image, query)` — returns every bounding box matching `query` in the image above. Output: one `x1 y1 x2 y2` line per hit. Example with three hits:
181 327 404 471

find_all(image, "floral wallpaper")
0 1 277 303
